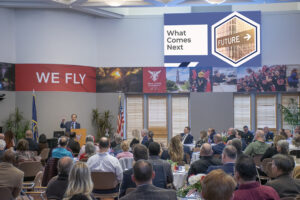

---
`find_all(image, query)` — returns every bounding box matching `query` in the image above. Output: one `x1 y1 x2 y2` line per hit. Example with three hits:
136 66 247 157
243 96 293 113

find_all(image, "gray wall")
190 93 234 139
0 91 16 127
0 8 15 63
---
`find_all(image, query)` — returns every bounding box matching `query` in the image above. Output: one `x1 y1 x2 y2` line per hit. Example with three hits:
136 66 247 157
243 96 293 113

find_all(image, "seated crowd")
0 125 300 200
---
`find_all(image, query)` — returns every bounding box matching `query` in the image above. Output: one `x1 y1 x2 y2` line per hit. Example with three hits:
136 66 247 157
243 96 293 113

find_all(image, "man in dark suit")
207 145 237 176
212 134 225 155
120 160 176 200
266 154 300 198
60 114 80 132
180 126 193 144
25 130 39 151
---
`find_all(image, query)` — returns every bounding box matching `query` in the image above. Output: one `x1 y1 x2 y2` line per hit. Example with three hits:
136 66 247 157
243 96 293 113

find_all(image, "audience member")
264 126 274 141
25 130 39 151
293 134 300 148
202 169 236 200
119 144 148 198
46 156 73 199
285 129 293 144
141 129 149 146
116 140 133 159
148 142 173 187
52 136 73 159
4 130 15 150
207 145 237 176
168 135 184 164
130 129 140 149
63 162 96 200
78 135 99 158
15 139 39 163
212 134 225 155
0 150 24 198
261 135 286 161
181 126 193 144
266 154 300 198
226 128 236 142
244 130 269 157
208 128 216 143
233 155 280 200
38 134 49 154
112 134 123 155
231 138 243 157
67 132 80 155
235 130 247 150
0 139 6 161
242 126 254 145
145 131 154 147
188 143 222 177
120 160 176 200
87 137 123 192
79 142 96 161
195 130 208 148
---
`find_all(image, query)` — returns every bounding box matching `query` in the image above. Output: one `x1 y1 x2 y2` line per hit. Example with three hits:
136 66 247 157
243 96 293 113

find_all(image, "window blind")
234 95 251 130
126 96 143 141
172 96 189 137
256 96 276 129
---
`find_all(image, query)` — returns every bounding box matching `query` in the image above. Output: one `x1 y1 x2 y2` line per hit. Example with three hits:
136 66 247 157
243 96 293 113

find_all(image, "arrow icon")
244 33 251 41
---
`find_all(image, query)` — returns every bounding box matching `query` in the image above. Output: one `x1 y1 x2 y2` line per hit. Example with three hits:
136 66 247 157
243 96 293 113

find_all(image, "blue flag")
32 91 38 142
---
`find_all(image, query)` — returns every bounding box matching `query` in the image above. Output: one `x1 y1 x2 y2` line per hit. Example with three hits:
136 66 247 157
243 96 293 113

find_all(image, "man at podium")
60 114 81 132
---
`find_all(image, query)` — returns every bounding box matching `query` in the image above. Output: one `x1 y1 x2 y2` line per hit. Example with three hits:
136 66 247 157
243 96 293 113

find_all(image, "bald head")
59 136 68 147
58 157 73 175
200 143 213 156
99 137 110 150
25 130 33 139
255 130 265 141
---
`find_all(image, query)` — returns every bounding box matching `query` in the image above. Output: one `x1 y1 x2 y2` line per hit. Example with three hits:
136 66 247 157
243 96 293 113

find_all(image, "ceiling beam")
167 0 186 6
71 7 124 18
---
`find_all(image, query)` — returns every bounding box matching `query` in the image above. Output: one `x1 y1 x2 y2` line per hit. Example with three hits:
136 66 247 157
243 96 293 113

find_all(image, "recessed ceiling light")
206 0 226 4
105 0 123 6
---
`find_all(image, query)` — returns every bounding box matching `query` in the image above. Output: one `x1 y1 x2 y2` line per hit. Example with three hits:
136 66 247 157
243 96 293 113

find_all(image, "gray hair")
0 139 6 150
223 145 237 160
115 135 123 144
231 138 242 153
277 140 289 154
85 142 96 156
85 135 94 143
272 154 295 174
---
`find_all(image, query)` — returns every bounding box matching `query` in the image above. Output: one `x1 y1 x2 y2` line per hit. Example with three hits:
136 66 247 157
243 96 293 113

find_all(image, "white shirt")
87 152 123 182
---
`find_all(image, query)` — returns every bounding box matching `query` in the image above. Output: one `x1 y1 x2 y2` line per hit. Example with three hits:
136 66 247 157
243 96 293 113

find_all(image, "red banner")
143 67 166 93
15 64 96 92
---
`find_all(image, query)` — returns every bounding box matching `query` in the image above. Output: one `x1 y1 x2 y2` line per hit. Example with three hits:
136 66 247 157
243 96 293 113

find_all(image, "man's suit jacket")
120 184 176 200
181 133 194 144
25 138 39 151
212 142 225 155
60 121 80 132
266 174 300 198
206 162 235 176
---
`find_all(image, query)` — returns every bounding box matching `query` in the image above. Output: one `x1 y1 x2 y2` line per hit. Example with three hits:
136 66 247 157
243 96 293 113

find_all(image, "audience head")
85 135 94 143
59 136 68 147
58 156 73 176
276 140 289 154
272 154 295 177
236 130 243 139
0 139 6 150
231 138 242 154
263 126 269 134
222 145 237 163
98 137 110 151
184 126 191 134
202 169 236 200
148 142 160 156
39 134 47 143
243 126 249 133
132 129 140 141
168 135 184 162
2 149 16 165
133 144 148 161
133 160 154 185
200 130 208 140
141 129 148 137
71 114 77 122
16 139 29 151
213 134 222 144
64 162 93 199
4 130 14 141
293 135 300 147
208 128 216 135
273 134 286 146
279 129 288 139
235 155 257 183
70 132 76 139
148 131 154 139
227 128 235 135
115 135 123 145
200 143 213 157
285 129 292 138
25 130 33 139
85 142 96 156
120 140 130 152
254 130 265 141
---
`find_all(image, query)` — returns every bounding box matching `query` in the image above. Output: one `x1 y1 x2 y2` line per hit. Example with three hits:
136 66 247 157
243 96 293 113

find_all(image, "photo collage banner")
0 63 299 93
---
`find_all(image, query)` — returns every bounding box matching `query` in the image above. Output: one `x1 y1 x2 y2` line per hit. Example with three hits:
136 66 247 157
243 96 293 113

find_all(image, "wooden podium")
71 128 86 147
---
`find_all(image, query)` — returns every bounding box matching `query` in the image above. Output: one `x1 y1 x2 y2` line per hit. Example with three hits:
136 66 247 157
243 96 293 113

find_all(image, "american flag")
117 100 124 137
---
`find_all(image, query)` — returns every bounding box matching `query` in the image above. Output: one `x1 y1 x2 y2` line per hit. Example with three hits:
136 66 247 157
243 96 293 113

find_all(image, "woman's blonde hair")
168 135 184 163
132 129 140 140
63 162 94 200
121 140 130 152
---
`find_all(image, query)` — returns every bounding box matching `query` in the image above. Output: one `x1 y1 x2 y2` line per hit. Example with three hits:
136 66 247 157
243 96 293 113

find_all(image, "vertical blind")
256 95 276 129
172 96 189 137
126 96 143 141
234 95 251 130
282 95 299 129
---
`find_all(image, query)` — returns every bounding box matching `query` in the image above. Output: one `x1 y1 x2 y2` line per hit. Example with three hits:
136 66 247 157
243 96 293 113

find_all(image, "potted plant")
3 108 30 140
92 109 114 139
279 98 300 133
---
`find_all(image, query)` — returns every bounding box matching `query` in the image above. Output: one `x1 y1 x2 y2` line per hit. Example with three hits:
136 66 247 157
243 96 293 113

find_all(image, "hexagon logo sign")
212 12 260 67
